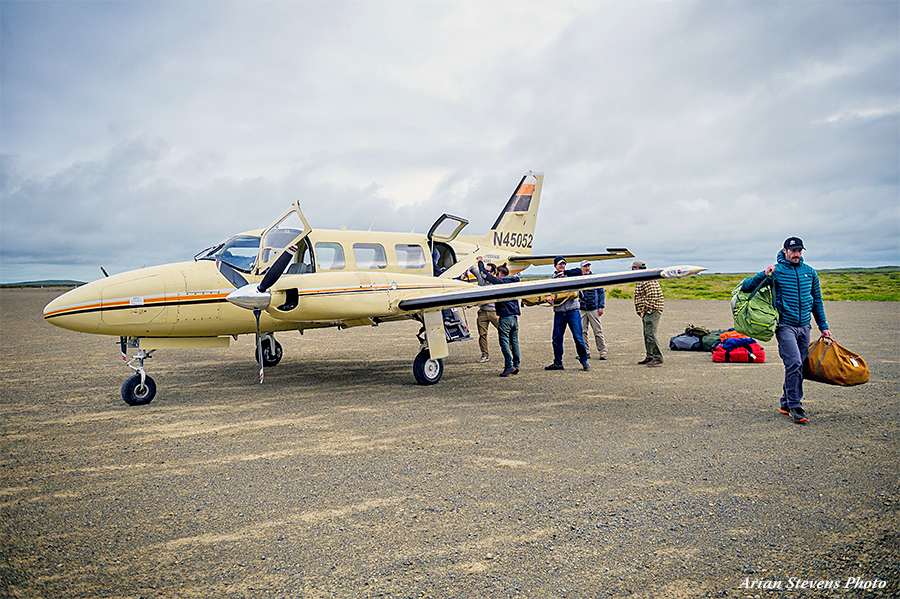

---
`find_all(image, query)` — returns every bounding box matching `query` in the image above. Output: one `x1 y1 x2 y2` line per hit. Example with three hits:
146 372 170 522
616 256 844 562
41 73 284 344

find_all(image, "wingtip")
660 265 707 278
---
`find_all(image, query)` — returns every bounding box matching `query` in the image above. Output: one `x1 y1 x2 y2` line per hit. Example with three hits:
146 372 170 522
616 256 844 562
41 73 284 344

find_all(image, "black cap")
554 256 566 266
784 237 805 251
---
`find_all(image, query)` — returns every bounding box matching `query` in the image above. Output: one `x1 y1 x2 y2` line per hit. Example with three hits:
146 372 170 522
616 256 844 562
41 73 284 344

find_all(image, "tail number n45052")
494 231 533 249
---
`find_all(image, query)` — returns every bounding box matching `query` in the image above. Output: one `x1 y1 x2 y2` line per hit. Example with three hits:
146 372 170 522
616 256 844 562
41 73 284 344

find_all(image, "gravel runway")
1 289 897 598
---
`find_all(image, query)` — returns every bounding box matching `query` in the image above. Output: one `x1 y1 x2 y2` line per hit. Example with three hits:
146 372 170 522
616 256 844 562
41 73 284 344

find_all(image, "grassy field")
604 268 900 301
6 269 899 301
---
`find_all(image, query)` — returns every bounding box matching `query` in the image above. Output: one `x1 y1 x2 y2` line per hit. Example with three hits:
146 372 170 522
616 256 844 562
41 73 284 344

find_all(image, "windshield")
195 234 261 272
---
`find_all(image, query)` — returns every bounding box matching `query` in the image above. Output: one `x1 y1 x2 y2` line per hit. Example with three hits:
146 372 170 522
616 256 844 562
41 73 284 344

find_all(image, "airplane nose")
43 285 102 333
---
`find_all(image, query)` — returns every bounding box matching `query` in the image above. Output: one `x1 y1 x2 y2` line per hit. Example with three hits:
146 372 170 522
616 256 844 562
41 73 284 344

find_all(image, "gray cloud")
1 0 897 282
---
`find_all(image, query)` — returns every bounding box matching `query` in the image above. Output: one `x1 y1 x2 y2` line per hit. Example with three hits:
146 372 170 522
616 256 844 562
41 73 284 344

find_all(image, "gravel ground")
1 289 897 599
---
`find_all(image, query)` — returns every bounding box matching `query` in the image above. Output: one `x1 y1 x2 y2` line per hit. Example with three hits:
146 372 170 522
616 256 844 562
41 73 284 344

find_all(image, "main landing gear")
255 334 283 367
411 307 472 385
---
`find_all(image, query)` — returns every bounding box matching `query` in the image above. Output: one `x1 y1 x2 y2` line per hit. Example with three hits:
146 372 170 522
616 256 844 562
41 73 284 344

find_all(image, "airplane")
43 171 704 405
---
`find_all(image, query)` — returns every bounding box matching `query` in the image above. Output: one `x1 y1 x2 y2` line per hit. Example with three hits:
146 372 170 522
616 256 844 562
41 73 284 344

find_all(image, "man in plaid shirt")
632 260 664 366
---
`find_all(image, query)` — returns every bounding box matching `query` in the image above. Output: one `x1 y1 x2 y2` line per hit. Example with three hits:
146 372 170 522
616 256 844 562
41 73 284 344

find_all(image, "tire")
121 374 156 406
256 338 283 367
413 349 443 385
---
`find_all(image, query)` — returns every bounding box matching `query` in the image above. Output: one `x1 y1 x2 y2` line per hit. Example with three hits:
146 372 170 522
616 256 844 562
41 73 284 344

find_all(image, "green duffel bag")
731 278 778 342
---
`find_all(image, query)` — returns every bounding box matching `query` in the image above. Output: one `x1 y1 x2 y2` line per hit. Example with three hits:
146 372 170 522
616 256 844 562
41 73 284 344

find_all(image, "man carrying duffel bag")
742 237 832 424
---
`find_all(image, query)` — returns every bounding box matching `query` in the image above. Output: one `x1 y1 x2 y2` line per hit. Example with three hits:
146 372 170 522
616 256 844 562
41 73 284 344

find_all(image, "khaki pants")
581 309 607 356
477 308 500 356
641 310 663 362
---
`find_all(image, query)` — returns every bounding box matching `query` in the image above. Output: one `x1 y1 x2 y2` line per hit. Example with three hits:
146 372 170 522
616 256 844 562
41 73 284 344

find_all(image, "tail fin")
481 171 543 254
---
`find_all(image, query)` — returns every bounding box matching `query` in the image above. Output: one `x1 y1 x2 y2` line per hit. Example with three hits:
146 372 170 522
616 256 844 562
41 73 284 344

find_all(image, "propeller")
216 244 298 383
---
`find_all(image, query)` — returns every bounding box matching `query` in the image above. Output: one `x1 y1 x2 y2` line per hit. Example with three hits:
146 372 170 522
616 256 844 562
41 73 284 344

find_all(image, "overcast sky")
2 0 898 283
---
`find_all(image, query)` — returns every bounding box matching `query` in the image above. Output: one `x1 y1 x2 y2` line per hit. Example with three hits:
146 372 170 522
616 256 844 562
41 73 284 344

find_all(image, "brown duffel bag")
803 336 869 386
521 291 579 307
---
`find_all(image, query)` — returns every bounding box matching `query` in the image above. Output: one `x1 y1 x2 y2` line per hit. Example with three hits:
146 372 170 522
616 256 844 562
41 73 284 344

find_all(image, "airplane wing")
507 248 634 268
398 265 704 312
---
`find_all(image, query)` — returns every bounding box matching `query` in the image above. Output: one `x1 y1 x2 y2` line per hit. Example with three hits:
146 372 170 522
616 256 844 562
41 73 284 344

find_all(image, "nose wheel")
121 373 157 406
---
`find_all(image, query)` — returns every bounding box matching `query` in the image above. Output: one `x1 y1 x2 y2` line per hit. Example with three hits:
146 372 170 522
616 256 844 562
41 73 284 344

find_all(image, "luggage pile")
669 325 766 363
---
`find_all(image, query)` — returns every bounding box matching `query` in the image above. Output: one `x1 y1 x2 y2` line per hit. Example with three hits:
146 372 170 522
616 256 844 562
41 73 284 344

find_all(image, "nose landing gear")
120 338 156 406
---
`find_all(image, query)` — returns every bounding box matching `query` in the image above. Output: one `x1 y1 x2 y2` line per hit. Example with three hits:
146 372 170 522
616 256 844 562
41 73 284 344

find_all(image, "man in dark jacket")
544 257 589 371
478 259 521 377
742 237 831 424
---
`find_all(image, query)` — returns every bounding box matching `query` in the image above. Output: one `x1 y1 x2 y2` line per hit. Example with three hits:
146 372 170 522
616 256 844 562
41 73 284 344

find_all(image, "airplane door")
253 202 312 277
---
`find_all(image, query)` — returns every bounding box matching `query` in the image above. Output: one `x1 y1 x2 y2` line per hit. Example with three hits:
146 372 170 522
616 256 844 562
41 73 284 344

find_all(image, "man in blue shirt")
742 237 832 424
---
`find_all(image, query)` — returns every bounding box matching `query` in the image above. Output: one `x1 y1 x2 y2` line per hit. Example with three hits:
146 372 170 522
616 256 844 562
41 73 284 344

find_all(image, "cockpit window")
195 235 261 272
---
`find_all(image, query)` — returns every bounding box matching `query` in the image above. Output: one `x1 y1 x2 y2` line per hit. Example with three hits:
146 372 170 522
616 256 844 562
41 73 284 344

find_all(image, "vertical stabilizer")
481 171 543 255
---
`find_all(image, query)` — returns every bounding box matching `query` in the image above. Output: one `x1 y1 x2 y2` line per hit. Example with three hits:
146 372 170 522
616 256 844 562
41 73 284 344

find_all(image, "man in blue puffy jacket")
742 237 831 424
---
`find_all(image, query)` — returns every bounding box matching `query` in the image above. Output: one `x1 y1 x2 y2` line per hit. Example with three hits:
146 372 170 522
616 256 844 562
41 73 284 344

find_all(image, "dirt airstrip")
1 288 897 599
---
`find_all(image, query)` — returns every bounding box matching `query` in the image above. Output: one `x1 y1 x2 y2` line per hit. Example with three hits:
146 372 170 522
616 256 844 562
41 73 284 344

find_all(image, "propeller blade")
257 244 297 293
255 309 264 384
216 260 250 288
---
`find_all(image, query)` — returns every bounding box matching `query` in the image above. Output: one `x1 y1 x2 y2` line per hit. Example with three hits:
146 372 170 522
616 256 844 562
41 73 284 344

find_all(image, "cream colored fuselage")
43 229 500 339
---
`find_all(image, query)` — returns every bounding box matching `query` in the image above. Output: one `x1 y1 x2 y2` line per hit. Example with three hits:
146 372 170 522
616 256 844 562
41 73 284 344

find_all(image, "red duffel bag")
713 338 766 363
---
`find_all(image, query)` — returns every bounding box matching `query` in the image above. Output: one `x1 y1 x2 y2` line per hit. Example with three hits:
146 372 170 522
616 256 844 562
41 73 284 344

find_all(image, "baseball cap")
580 260 591 267
784 237 805 250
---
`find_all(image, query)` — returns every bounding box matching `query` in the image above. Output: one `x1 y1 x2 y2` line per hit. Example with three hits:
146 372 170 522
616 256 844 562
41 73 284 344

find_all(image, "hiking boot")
779 405 790 415
499 367 515 377
511 366 519 375
545 363 564 371
790 407 808 424
478 354 489 363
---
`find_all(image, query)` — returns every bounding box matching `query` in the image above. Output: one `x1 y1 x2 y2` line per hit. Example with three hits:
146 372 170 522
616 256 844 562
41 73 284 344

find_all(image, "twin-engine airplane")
44 171 704 405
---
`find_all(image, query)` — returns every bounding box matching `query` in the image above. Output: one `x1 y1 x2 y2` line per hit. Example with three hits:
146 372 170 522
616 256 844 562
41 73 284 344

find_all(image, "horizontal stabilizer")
508 248 634 267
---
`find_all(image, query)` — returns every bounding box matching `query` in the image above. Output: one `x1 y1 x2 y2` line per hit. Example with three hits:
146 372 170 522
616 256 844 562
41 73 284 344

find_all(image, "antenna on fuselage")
411 204 428 233
101 267 110 277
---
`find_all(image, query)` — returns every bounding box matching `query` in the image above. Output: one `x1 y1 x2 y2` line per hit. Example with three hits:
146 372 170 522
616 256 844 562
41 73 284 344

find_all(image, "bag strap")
809 335 833 377
746 274 772 302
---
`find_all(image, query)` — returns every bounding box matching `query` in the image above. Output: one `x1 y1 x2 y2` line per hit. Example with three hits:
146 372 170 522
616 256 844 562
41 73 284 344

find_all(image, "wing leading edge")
397 265 705 312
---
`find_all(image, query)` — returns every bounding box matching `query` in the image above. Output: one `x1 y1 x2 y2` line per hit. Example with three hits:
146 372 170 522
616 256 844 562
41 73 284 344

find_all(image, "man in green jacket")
742 237 832 424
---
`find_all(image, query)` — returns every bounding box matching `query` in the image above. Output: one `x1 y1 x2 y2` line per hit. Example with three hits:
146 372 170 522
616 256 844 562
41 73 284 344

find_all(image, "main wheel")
255 338 283 366
413 348 443 385
121 373 157 406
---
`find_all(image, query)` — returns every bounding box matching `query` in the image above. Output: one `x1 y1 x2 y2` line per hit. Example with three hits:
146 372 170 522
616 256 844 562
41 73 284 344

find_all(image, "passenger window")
396 244 426 269
315 242 346 270
353 243 387 270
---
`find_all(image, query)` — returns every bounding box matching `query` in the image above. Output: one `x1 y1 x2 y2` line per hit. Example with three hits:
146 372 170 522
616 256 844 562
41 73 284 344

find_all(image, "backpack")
700 329 727 352
669 333 702 351
713 337 766 363
685 324 710 337
731 278 778 342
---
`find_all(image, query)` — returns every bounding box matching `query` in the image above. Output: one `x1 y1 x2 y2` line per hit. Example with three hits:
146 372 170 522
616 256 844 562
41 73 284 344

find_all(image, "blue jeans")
551 309 587 365
497 315 520 370
775 323 811 409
